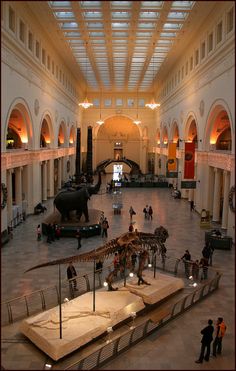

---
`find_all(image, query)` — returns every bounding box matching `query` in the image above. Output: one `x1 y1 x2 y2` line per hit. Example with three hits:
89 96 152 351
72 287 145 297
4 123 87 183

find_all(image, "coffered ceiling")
27 1 217 93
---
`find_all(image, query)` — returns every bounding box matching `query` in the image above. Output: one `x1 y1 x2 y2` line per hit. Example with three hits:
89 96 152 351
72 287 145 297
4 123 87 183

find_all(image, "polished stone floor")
1 176 235 370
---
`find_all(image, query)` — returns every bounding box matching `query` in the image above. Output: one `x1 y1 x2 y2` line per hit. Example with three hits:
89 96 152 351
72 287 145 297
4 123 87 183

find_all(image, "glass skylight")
48 0 196 91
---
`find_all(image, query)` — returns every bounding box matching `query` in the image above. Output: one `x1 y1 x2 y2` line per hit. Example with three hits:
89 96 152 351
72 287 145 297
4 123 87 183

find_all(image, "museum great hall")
1 1 235 370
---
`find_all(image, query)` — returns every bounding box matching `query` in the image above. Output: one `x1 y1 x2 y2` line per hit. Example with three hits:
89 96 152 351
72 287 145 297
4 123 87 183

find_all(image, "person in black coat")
67 262 78 291
195 319 214 363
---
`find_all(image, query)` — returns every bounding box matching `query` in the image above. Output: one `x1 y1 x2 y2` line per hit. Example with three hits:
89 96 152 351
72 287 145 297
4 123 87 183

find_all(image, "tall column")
42 161 47 201
7 169 13 224
75 128 81 183
212 167 221 222
58 158 62 189
47 159 54 197
87 126 93 174
221 170 230 229
15 167 22 210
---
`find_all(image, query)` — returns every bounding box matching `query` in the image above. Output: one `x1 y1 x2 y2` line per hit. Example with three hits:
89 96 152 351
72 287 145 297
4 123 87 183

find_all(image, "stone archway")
96 116 141 167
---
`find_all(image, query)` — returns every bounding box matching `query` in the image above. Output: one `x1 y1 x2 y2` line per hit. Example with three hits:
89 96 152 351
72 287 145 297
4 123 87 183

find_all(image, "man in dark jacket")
195 319 214 363
67 262 78 291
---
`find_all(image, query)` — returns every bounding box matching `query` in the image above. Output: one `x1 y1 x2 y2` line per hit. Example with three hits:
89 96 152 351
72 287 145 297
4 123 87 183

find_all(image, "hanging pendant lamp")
79 42 93 109
96 89 104 125
145 42 160 110
133 88 141 125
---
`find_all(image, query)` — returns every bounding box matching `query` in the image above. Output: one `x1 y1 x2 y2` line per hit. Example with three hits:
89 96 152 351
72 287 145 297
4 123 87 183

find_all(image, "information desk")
205 232 232 250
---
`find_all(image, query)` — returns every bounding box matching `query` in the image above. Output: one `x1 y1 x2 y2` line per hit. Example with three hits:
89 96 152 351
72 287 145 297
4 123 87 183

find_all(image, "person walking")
190 200 195 211
213 317 227 357
101 217 109 238
200 257 208 280
202 243 211 265
75 228 82 249
143 205 148 219
67 262 78 292
195 319 214 363
37 224 41 241
129 206 136 221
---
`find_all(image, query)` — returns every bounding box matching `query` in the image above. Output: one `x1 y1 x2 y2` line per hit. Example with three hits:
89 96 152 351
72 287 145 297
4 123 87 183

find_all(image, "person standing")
67 262 78 291
129 223 134 232
195 319 214 363
200 257 208 280
181 250 191 278
75 228 82 249
37 224 41 241
213 317 227 357
101 217 109 238
148 206 153 220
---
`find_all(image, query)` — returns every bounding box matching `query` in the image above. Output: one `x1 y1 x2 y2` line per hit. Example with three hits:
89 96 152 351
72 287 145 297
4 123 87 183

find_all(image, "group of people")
38 222 61 243
181 243 214 280
143 205 153 220
196 317 227 363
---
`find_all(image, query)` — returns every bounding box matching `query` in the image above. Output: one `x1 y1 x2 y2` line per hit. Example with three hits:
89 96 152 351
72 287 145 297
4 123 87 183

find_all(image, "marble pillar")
221 170 230 229
42 161 47 201
15 167 22 211
212 167 221 222
58 158 62 190
47 159 54 198
7 169 13 224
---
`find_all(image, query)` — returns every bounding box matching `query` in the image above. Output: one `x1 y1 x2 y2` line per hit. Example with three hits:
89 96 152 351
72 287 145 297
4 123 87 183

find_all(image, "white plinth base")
121 271 184 305
20 291 145 361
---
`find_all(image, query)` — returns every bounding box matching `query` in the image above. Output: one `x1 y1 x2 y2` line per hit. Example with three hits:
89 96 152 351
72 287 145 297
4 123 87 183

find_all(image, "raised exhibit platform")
20 291 145 361
42 208 103 238
20 273 184 361
121 271 184 305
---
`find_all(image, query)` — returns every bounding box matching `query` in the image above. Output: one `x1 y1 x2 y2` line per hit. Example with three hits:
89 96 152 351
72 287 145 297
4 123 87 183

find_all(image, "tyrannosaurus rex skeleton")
25 226 169 291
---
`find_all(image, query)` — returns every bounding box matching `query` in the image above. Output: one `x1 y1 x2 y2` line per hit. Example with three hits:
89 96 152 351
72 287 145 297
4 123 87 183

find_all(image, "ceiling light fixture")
96 89 104 125
133 88 141 125
79 42 93 109
145 42 160 110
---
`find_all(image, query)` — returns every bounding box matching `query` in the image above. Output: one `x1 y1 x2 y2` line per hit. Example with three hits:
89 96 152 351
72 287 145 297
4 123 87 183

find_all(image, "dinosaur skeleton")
26 226 169 291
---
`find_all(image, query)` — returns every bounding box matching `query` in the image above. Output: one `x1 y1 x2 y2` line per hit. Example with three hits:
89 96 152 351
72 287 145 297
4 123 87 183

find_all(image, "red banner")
184 142 195 179
167 143 177 171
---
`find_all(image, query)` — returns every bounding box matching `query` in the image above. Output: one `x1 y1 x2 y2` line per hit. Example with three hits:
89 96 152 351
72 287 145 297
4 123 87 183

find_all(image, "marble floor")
1 176 235 370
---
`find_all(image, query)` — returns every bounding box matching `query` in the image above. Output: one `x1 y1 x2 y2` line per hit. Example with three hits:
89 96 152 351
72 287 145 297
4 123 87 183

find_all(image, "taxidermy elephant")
54 172 101 222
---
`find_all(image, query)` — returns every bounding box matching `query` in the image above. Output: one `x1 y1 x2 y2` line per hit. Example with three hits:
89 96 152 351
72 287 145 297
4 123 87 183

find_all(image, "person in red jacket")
213 317 227 356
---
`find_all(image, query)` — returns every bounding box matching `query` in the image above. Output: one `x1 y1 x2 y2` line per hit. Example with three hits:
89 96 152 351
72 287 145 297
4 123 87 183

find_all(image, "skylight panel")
168 12 187 20
55 12 74 19
49 1 71 8
111 1 132 8
171 1 194 9
86 22 104 29
59 22 79 30
80 1 101 8
163 23 182 30
112 32 129 37
139 12 159 19
64 31 81 37
83 11 103 19
112 12 130 19
136 31 153 37
112 23 129 29
89 31 104 37
160 32 177 37
91 39 105 43
141 1 163 8
138 23 156 29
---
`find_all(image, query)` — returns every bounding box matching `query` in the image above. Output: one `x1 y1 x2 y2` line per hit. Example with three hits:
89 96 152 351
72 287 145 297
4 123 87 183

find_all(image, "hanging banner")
167 143 177 172
184 142 195 179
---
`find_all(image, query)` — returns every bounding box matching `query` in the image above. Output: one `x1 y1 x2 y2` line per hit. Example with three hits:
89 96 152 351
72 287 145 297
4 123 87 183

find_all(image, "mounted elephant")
54 172 101 222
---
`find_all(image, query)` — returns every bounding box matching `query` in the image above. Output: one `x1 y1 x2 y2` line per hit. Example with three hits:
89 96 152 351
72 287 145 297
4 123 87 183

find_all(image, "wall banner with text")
184 142 195 179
